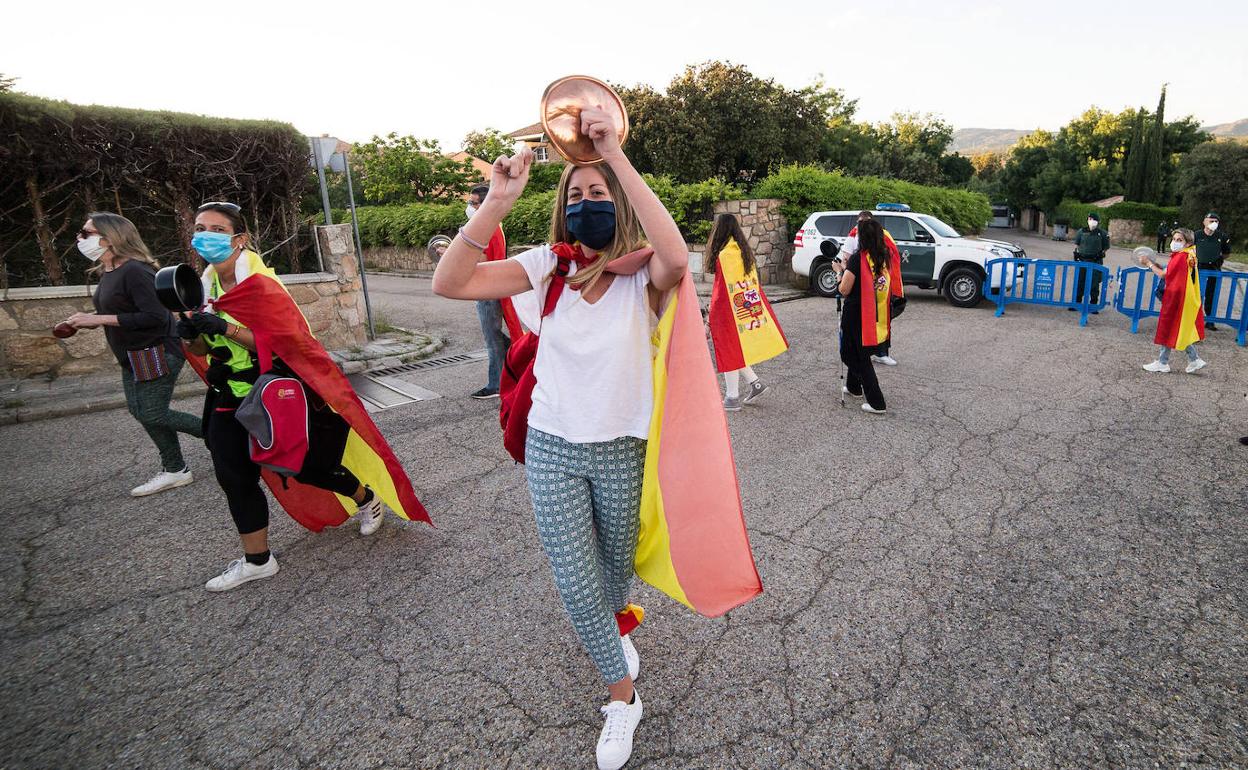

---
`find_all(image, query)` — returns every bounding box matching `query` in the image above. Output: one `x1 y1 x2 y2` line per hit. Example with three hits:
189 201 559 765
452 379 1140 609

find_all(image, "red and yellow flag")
707 238 789 373
190 256 430 532
635 270 763 616
857 251 892 348
1154 248 1205 349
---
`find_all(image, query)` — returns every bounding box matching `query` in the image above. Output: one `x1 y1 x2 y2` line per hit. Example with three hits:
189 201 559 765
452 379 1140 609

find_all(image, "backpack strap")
541 256 571 319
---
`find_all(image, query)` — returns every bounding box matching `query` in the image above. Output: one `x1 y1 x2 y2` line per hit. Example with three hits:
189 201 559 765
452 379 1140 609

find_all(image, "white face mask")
77 235 106 261
1207 221 1218 232
465 203 477 219
1170 240 1185 252
1088 220 1097 229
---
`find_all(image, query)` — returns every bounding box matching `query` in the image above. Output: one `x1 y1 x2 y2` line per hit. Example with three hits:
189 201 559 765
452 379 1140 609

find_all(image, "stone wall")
706 199 793 285
0 223 368 379
364 246 438 274
1109 219 1146 245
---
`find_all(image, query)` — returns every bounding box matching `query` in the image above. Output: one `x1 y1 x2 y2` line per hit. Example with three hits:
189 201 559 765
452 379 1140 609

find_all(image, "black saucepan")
154 263 204 312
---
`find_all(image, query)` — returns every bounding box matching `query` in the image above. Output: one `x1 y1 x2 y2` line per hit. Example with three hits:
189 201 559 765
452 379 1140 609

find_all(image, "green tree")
618 62 844 183
939 153 975 185
352 133 480 205
1177 141 1248 248
1142 85 1167 203
461 128 513 163
0 73 16 93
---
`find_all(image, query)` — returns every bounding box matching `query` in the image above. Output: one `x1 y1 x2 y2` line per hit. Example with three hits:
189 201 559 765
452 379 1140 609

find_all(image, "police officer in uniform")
1155 220 1169 253
1071 211 1110 313
1193 211 1231 330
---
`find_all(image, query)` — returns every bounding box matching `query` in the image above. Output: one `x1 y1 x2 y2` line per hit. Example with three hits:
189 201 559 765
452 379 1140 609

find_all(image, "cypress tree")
1142 85 1167 203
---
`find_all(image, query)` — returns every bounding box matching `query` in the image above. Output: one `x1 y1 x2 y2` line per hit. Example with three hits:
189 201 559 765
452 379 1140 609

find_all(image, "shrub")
1054 199 1180 237
753 165 992 234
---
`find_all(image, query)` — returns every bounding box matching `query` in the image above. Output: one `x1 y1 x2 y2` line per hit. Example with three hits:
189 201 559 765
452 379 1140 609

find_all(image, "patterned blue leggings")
525 428 646 683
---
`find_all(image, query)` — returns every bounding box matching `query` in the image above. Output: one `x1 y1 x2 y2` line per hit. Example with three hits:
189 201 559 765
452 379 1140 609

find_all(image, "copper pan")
539 75 629 166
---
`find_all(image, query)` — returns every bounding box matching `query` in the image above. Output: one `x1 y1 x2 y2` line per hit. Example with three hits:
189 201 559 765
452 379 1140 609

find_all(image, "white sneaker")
205 555 279 592
1142 360 1170 373
841 386 863 399
861 402 886 415
596 689 643 770
621 634 639 681
1185 358 1207 374
871 355 898 366
741 380 769 404
357 489 383 536
130 468 194 497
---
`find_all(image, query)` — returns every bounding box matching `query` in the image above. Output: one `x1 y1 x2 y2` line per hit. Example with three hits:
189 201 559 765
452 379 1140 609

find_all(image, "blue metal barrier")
985 258 1111 327
1115 265 1248 346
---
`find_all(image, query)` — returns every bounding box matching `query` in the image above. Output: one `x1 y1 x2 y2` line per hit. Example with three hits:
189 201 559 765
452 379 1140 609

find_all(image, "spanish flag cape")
635 260 763 616
541 244 763 617
1154 247 1206 348
848 225 905 301
189 251 430 532
856 250 893 347
707 238 789 373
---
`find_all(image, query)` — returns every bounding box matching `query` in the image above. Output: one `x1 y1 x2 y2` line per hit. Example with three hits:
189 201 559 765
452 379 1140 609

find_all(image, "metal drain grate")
368 349 487 377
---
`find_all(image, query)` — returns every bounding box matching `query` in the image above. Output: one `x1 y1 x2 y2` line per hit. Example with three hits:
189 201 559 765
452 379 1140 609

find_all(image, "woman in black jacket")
64 212 203 496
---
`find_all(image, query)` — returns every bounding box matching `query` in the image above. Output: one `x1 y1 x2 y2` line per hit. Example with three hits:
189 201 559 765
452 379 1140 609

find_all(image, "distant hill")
949 128 1030 156
950 119 1248 157
1202 119 1248 137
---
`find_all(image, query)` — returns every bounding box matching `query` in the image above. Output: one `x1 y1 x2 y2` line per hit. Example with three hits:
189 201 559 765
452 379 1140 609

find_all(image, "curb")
1 333 450 427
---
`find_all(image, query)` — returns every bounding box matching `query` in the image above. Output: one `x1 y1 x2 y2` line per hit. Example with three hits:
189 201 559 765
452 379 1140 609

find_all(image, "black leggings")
205 407 361 535
840 328 886 410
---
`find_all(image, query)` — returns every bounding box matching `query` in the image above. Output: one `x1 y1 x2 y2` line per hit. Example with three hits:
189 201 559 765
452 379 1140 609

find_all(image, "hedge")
753 165 992 235
331 176 742 249
1054 199 1180 235
0 92 314 288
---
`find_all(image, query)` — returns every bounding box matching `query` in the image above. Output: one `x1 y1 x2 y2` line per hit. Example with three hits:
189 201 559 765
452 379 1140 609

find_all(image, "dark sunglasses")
197 201 242 212
78 228 99 239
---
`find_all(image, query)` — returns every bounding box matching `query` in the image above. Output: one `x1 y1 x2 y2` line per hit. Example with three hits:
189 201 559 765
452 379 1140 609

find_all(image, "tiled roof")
507 122 544 139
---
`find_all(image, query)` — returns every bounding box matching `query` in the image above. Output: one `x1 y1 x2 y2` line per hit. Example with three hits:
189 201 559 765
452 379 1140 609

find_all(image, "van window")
815 215 854 237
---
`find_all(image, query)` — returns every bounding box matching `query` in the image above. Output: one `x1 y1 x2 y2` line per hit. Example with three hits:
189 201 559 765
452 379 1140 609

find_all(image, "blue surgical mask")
191 231 239 264
565 200 616 250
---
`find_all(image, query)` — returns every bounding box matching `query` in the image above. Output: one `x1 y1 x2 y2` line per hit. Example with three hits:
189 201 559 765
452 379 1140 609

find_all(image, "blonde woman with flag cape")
178 203 429 594
1138 228 1208 373
433 107 761 770
704 213 789 411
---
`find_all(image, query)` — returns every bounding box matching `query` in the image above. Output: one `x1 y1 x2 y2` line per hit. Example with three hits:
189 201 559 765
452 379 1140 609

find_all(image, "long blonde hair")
549 164 647 288
85 211 160 277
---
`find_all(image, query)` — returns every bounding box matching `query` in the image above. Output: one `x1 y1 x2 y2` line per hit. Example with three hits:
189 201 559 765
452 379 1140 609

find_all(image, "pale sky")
6 0 1246 149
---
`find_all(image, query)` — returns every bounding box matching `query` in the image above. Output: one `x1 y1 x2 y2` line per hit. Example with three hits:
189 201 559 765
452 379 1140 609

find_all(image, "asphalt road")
2 232 1245 768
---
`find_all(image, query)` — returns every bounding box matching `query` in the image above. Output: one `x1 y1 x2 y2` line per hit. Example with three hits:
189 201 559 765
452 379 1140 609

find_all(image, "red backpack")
499 255 570 463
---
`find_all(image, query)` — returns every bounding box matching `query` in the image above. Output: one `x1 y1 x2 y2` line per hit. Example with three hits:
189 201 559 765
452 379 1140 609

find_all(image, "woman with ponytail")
831 218 892 414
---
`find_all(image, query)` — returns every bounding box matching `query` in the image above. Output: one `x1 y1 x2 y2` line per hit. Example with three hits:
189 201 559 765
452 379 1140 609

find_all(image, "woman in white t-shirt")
432 107 686 770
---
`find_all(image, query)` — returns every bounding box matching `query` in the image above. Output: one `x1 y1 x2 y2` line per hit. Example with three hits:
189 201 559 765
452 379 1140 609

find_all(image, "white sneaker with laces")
1185 358 1207 374
130 468 194 497
357 489 383 536
871 355 898 366
861 402 886 415
205 555 279 592
1142 360 1170 373
596 689 643 770
841 386 863 399
621 634 639 681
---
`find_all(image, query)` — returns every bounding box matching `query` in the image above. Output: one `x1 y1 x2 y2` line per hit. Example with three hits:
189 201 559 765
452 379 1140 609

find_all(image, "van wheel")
811 263 840 298
943 267 984 307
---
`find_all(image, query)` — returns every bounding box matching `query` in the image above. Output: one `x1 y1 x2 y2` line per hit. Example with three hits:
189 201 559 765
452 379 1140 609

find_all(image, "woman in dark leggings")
832 218 892 414
179 202 384 592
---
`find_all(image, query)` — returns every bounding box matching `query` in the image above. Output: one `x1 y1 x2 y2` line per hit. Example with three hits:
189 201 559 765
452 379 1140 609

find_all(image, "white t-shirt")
510 245 655 443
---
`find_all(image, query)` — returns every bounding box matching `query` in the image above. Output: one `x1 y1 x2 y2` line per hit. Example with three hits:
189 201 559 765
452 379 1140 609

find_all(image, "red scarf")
550 242 653 290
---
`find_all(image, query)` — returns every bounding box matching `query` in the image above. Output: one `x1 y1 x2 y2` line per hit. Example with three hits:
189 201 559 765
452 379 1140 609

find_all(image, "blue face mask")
565 200 616 250
191 231 239 264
